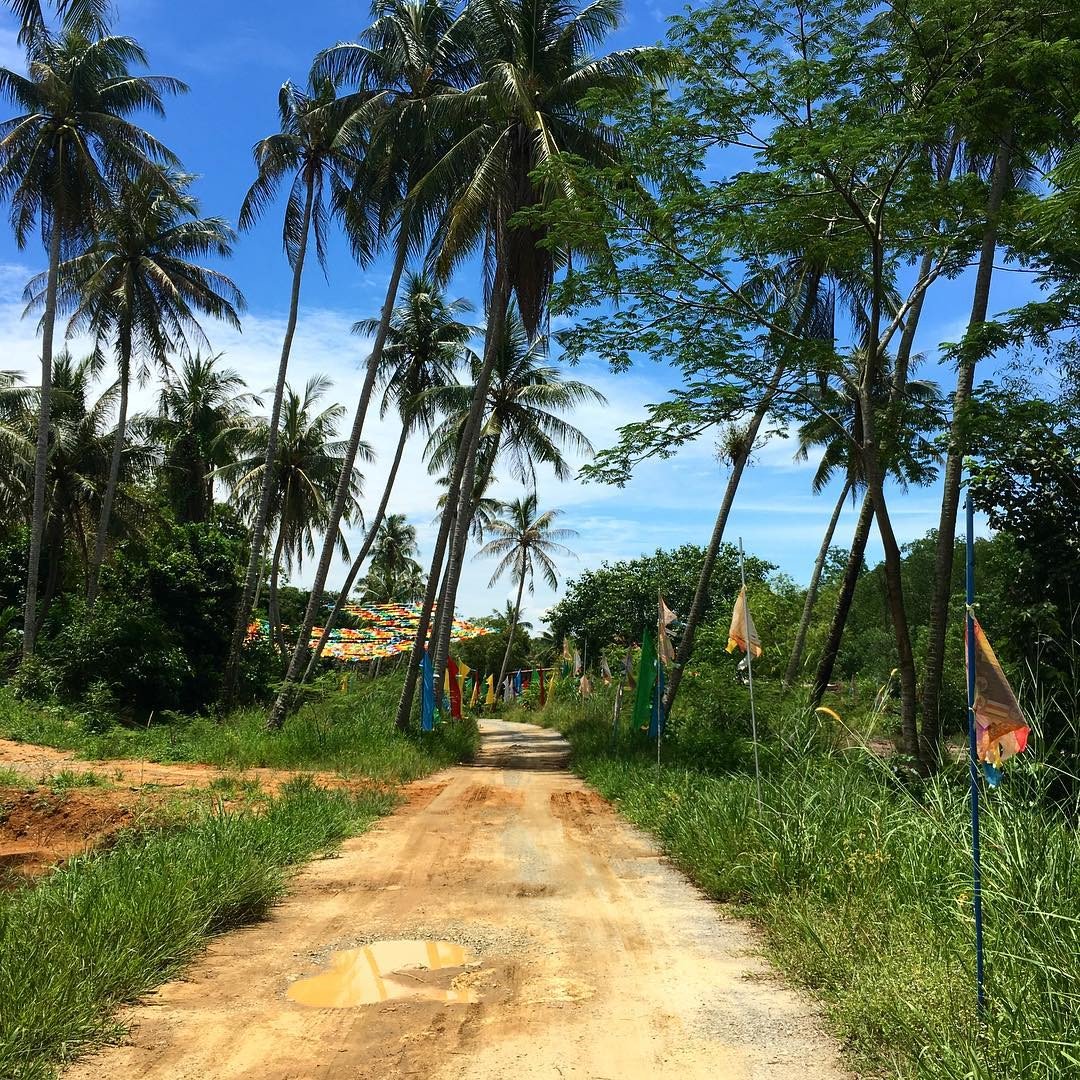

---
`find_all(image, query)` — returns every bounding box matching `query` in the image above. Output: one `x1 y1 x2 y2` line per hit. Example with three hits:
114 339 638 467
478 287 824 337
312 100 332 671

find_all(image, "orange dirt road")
65 720 851 1080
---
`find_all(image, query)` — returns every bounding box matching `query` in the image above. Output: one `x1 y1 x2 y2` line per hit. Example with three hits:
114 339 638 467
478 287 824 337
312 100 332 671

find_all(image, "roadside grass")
530 690 1080 1080
0 676 478 781
0 778 396 1080
0 766 31 789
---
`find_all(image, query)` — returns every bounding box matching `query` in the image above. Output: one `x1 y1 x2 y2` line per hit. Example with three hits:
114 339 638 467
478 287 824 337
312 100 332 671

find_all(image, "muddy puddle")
288 940 480 1008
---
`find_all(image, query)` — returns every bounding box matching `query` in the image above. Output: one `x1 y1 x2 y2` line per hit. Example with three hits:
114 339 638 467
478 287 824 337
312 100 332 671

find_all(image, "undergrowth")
528 688 1080 1080
0 778 395 1080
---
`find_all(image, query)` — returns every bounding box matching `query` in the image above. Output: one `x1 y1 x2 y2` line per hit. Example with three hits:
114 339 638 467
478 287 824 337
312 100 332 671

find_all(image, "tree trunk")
496 565 526 691
22 216 62 660
920 133 1012 762
812 490 874 705
222 175 315 705
395 264 510 731
87 323 131 609
662 359 785 716
302 422 409 680
783 479 851 691
269 524 287 655
34 515 64 640
265 226 411 729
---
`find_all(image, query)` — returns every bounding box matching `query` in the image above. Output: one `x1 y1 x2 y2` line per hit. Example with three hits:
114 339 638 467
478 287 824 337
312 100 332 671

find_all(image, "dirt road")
65 719 850 1080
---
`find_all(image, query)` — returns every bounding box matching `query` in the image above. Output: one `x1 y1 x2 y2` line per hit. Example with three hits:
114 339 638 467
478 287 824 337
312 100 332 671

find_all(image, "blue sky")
0 0 1030 624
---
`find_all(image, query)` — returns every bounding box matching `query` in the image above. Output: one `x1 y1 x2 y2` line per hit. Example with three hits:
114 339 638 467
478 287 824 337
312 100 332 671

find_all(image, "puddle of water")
287 940 480 1008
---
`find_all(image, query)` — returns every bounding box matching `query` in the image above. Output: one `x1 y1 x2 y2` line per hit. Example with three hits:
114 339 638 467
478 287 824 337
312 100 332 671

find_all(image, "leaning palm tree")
219 375 369 653
304 273 475 676
223 76 369 698
0 19 184 656
396 0 663 728
28 169 244 606
156 353 260 524
424 306 603 681
268 0 481 727
477 493 576 690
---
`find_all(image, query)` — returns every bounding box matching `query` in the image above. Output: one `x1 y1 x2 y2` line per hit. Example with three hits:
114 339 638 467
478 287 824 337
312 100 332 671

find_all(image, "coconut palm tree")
27 170 244 606
0 371 33 522
396 0 663 728
219 375 369 653
269 0 481 726
424 306 603 681
304 272 475 676
357 514 425 604
0 19 184 656
478 492 575 690
223 75 370 695
156 353 260 525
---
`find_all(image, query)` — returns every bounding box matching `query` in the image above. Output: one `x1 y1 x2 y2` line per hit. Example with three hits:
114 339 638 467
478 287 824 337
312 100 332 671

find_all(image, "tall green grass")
535 692 1080 1079
0 676 478 781
0 779 395 1080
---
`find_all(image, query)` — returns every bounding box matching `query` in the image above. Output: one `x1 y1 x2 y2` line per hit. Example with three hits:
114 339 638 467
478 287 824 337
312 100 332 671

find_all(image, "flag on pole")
514 669 523 695
484 674 495 707
967 618 1030 784
631 629 657 731
573 649 582 676
726 585 763 657
601 656 613 686
420 650 435 731
579 673 593 697
622 645 636 690
658 594 678 665
469 674 480 708
447 658 463 719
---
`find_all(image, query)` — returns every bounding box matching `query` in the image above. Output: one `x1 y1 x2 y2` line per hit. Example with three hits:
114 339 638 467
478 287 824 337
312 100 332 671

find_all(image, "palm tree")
787 369 942 693
0 19 184 657
28 170 244 606
357 514 424 604
156 353 260 524
424 306 603 684
8 0 107 42
477 492 575 690
0 371 33 522
223 75 369 697
304 272 475 676
219 375 369 652
396 0 661 728
269 0 481 727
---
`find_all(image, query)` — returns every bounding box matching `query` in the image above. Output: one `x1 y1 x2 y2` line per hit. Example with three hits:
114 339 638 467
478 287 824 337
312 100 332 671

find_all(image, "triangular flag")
573 649 582 677
622 646 636 690
484 674 495 706
967 618 1029 782
579 673 593 697
601 656 613 686
658 594 678 665
469 674 480 708
726 585 762 657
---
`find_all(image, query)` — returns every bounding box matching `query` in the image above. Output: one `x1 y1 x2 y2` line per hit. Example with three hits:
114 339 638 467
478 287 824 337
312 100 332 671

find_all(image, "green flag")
631 628 657 731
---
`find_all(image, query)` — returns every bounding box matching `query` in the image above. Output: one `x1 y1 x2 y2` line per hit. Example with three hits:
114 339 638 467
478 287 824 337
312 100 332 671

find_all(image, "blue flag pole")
965 489 986 1014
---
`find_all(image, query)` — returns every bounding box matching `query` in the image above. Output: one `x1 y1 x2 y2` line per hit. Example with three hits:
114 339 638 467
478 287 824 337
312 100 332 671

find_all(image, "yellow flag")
727 585 762 657
484 674 495 706
456 659 471 700
469 674 479 708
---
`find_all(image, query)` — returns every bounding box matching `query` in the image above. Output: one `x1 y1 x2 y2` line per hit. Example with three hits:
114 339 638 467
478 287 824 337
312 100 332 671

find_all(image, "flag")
650 660 666 739
484 674 495 707
447 658 463 719
503 677 514 703
514 669 523 695
469 674 480 708
573 649 582 677
726 585 763 657
622 646 636 691
456 659 471 713
631 628 657 732
967 618 1029 784
658 594 678 665
561 638 572 676
579 673 593 697
420 650 435 732
601 655 613 686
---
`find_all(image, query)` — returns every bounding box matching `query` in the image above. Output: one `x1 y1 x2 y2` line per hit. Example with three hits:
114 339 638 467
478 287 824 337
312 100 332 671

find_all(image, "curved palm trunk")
268 524 287 655
34 514 64 639
267 226 410 729
783 479 851 691
22 217 62 659
811 489 874 705
662 359 785 716
223 176 315 705
302 422 409 681
395 265 511 731
920 134 1013 763
87 327 131 609
496 566 526 692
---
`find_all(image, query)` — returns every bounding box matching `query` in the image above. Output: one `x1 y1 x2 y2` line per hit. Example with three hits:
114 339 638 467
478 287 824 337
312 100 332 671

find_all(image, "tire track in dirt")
62 719 852 1080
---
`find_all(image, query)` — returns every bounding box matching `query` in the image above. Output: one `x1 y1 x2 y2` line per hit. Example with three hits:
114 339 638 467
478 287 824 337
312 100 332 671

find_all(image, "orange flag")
967 618 1029 769
726 586 762 657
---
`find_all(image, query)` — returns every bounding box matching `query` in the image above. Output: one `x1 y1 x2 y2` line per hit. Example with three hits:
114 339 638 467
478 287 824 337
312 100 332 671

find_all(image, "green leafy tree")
358 514 424 604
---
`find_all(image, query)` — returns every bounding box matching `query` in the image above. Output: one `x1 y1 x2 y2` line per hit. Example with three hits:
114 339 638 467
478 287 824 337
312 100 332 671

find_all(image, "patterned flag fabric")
967 618 1029 782
726 586 763 657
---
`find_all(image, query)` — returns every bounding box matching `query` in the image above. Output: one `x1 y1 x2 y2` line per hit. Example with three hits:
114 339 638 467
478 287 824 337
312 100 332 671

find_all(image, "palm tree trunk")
920 133 1013 762
302 422 409 680
22 216 62 659
223 174 315 705
269 525 287 654
266 225 411 728
496 566 526 691
783 479 851 691
34 515 64 639
662 359 785 716
811 489 874 705
395 265 511 731
87 327 131 609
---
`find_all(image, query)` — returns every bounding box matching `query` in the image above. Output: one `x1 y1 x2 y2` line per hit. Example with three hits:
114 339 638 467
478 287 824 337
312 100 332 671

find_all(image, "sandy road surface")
65 719 850 1080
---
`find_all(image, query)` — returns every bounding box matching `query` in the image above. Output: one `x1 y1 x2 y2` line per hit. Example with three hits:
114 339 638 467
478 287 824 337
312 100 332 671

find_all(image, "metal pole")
740 538 763 810
965 490 986 1014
